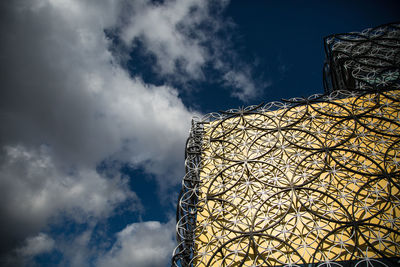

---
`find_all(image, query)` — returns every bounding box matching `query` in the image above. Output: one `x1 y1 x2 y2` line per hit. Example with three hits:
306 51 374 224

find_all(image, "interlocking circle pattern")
172 89 400 267
324 23 400 94
172 22 400 267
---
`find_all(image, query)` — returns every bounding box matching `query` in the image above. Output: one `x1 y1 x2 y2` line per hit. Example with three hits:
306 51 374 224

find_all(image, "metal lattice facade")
323 22 400 94
172 22 400 267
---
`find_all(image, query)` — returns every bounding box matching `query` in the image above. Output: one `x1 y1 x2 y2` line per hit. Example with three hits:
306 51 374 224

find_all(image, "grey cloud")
223 69 258 101
120 0 210 79
119 0 264 100
0 145 136 257
17 233 55 257
0 0 194 259
96 220 176 267
224 70 273 102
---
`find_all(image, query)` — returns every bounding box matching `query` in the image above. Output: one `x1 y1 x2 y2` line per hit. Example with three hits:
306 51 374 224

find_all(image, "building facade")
172 22 400 267
323 22 400 94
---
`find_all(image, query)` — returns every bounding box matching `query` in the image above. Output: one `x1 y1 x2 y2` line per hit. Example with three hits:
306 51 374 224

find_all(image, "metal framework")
172 120 204 266
323 22 400 94
172 22 400 267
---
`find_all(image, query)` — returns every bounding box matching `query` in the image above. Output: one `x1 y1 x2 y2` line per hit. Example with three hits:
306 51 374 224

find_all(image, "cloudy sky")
0 0 398 266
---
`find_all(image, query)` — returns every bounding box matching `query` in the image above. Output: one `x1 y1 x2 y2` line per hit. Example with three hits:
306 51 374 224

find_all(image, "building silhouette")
172 22 400 267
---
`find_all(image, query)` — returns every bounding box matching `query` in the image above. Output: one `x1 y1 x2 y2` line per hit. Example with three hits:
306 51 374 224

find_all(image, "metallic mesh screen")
323 22 400 94
172 22 400 267
173 89 400 266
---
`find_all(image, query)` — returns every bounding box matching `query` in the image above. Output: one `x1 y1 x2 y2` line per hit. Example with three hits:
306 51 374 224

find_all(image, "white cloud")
1 0 196 173
0 0 194 258
224 70 258 101
56 229 95 267
119 0 263 99
0 144 137 255
17 233 55 257
97 220 176 267
223 69 273 102
1 145 135 220
120 0 209 79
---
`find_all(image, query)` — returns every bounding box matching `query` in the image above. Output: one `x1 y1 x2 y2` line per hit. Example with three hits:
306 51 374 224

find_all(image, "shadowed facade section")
172 22 400 267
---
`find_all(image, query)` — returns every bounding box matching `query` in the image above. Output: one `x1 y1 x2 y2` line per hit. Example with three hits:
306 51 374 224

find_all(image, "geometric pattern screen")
323 22 400 94
172 23 400 267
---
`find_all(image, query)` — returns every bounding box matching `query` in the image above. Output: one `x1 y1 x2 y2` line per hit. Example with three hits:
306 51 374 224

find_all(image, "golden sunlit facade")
193 89 400 266
172 22 400 267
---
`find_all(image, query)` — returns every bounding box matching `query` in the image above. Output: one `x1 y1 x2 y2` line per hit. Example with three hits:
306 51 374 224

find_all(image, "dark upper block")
323 22 400 94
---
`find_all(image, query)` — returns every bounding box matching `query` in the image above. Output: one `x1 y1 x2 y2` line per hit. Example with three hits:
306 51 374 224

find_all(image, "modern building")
172 22 400 267
323 22 400 93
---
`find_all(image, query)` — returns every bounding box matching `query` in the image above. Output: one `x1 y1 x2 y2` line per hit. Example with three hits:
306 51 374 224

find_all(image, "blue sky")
0 0 398 266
